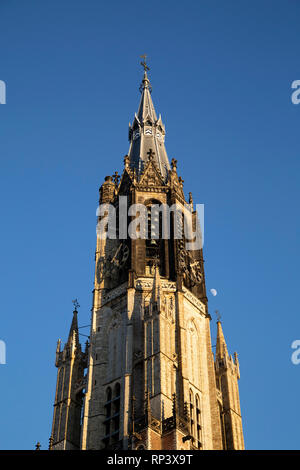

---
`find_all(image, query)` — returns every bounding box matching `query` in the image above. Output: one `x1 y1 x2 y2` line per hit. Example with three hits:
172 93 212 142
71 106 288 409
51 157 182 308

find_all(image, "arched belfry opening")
145 198 166 277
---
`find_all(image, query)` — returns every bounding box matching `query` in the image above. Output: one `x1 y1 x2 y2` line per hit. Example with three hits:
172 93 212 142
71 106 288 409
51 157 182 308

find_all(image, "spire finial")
215 309 221 322
140 54 150 73
72 299 80 312
139 55 152 93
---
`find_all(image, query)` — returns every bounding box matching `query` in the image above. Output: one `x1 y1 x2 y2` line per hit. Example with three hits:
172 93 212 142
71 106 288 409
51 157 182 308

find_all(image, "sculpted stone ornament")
96 256 107 284
96 242 129 284
179 249 203 285
133 350 143 362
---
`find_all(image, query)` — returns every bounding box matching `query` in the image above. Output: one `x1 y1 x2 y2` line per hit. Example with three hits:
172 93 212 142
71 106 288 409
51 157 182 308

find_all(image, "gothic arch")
186 319 201 388
103 383 121 448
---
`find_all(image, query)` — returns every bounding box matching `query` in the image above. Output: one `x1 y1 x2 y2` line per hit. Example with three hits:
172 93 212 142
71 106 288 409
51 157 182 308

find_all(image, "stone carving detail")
102 282 127 304
179 249 203 285
75 375 87 394
162 296 175 323
96 242 129 285
133 350 143 362
183 287 206 315
216 388 223 404
135 278 176 292
138 154 165 187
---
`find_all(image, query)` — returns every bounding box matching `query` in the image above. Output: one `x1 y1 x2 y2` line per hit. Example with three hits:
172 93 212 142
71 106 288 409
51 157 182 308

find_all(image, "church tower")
50 62 245 450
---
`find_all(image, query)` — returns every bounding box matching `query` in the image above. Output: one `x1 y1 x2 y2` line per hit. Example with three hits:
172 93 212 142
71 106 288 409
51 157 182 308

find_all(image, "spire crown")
128 59 171 180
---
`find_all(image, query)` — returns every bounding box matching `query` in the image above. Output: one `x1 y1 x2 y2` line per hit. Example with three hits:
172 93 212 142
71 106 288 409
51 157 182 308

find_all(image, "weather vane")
72 299 80 311
140 54 150 72
215 310 221 322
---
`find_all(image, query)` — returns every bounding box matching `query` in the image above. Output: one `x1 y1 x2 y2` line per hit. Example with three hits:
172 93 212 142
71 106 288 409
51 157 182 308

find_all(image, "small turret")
50 300 86 450
99 175 116 203
214 318 244 450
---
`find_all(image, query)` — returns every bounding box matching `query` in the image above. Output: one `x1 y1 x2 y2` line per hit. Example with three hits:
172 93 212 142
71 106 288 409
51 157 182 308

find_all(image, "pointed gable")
138 150 165 187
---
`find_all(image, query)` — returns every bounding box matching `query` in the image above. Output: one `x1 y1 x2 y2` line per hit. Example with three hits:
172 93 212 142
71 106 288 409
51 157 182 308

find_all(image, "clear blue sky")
0 0 299 450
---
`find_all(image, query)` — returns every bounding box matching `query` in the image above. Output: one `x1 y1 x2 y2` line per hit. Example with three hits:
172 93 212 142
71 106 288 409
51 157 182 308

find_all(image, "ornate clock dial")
179 249 203 285
113 243 129 268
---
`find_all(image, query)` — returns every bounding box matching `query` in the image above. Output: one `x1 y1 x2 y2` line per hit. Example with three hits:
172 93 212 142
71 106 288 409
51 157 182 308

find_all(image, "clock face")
96 242 129 285
111 243 130 268
179 249 203 285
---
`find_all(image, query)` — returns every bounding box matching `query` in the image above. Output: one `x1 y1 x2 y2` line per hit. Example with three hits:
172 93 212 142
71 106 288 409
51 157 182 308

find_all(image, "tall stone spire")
67 307 79 348
216 320 228 360
128 66 171 180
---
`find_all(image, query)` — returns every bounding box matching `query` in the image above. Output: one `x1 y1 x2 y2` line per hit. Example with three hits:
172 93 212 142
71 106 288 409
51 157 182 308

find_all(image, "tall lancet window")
103 387 112 448
103 383 121 448
145 200 165 275
189 390 195 439
195 394 203 449
187 320 201 388
112 383 121 443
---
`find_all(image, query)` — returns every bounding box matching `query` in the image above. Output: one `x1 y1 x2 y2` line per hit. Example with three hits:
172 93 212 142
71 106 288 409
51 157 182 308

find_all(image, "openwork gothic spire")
128 58 171 180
